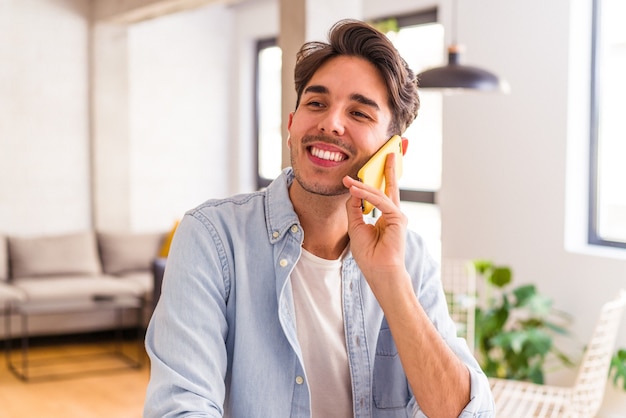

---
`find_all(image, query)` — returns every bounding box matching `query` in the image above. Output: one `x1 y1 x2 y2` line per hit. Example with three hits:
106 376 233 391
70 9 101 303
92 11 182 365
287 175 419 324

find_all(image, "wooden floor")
0 334 150 418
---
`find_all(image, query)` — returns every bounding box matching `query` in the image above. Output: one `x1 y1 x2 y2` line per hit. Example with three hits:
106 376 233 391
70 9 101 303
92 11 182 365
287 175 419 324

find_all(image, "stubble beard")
290 134 358 197
291 157 351 197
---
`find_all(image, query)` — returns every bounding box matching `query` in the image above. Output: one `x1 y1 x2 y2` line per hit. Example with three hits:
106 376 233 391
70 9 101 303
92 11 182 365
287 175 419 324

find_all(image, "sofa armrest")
0 282 27 306
151 258 167 311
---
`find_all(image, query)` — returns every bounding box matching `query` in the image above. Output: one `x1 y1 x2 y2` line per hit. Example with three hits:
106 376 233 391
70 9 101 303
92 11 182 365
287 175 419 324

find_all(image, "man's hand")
342 152 409 294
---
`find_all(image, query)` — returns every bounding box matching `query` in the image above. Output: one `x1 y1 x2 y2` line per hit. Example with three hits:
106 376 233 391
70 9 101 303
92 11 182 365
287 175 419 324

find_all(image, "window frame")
254 37 279 189
588 0 626 249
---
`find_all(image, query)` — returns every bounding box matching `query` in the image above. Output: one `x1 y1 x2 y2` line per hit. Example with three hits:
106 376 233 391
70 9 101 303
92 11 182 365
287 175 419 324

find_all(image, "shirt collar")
265 168 301 244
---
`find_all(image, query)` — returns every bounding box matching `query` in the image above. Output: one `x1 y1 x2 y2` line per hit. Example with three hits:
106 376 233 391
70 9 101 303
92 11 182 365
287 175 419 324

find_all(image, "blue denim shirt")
144 168 495 418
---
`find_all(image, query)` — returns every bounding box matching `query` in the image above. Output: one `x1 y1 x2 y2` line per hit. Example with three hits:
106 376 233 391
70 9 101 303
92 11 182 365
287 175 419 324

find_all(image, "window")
254 11 445 257
255 38 282 188
589 0 626 248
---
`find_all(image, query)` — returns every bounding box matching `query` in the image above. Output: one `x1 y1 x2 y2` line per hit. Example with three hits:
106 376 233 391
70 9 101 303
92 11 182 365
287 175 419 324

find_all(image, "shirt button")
279 259 288 267
290 225 299 233
295 375 304 385
272 231 279 238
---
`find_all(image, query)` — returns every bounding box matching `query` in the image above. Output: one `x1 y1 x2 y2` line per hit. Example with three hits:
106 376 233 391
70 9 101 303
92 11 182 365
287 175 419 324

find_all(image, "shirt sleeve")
409 366 495 418
459 368 497 417
143 214 229 418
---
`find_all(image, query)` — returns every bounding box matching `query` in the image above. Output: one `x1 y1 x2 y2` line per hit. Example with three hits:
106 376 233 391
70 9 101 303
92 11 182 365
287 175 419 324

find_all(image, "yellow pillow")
159 220 179 258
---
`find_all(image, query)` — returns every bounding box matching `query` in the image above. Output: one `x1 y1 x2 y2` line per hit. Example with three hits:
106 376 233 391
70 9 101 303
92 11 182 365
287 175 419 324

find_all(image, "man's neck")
289 182 350 260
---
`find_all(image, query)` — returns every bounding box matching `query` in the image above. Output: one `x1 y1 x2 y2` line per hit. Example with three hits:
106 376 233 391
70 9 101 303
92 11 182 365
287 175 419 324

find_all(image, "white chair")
488 289 626 418
440 259 477 353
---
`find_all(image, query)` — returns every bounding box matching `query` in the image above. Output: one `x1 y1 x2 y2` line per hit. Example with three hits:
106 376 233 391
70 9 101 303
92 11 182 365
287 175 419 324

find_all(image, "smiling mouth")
309 146 347 162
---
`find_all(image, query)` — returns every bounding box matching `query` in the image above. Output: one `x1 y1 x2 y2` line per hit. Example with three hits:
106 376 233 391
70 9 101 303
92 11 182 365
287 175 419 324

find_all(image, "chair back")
441 259 477 353
571 289 626 416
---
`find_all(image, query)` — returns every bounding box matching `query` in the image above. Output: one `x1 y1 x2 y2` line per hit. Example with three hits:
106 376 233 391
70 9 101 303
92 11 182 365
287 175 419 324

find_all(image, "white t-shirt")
291 248 353 417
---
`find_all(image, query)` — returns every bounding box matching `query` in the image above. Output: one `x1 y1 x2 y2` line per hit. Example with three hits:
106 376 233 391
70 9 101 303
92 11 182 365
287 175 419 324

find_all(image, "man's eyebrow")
350 93 380 111
303 85 328 95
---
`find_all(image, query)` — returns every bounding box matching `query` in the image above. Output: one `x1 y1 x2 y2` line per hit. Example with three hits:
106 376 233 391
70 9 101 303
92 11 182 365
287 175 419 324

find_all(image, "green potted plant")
473 260 575 384
610 348 626 390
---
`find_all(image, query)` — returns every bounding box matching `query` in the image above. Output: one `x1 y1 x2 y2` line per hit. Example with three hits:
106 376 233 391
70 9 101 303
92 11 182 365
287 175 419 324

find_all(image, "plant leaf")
473 259 493 275
488 266 512 288
609 349 626 391
513 284 537 306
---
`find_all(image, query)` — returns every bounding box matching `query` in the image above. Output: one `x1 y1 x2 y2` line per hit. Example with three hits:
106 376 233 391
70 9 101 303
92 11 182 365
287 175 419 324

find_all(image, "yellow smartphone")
357 135 403 215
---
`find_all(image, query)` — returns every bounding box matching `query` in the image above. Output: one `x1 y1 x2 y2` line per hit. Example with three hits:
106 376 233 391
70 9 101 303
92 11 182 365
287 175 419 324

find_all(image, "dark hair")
293 19 419 135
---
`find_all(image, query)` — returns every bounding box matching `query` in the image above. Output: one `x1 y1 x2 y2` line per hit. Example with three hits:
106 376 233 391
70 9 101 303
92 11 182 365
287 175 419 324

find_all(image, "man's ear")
287 112 294 129
401 137 409 156
287 112 294 148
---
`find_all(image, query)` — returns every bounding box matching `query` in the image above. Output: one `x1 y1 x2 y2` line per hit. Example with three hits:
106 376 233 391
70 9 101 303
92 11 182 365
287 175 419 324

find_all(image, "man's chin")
296 178 350 198
304 185 350 198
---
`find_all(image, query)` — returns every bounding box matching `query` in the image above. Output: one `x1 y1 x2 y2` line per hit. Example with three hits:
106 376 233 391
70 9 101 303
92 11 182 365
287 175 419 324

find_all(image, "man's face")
287 55 393 197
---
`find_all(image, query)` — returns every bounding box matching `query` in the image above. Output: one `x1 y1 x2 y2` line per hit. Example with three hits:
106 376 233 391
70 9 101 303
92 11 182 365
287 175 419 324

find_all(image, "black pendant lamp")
417 0 509 93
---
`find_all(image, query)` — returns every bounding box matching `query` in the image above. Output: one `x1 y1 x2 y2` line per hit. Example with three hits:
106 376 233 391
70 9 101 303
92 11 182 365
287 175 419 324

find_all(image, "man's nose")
317 109 345 136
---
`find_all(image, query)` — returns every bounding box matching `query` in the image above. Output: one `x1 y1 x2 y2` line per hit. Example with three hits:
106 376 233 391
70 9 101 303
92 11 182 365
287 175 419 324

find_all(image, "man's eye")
307 101 324 108
352 111 371 119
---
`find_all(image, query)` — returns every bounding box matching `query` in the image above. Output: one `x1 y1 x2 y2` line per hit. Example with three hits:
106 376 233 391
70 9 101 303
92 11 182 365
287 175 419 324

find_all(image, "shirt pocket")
372 327 411 410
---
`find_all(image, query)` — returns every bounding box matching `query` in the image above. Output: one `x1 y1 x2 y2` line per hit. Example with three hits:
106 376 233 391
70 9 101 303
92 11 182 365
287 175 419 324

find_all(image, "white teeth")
311 146 345 162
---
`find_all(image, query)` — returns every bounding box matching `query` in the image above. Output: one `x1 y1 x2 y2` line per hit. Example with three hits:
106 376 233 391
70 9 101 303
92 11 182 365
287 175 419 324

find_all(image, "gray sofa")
0 230 165 339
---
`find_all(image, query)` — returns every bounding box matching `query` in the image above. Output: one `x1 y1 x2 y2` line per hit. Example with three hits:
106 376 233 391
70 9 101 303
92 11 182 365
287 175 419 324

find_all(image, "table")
4 295 144 381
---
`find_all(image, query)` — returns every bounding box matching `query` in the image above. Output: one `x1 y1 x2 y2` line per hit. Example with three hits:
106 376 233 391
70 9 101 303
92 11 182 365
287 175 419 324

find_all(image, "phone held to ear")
356 135 403 215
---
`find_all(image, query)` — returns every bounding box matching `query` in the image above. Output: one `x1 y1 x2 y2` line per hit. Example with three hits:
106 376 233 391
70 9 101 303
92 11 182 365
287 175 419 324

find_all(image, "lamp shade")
418 45 509 93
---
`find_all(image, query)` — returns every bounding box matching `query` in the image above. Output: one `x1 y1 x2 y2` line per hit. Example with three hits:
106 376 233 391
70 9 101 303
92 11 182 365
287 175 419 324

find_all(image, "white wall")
0 0 236 235
127 4 234 231
0 0 91 236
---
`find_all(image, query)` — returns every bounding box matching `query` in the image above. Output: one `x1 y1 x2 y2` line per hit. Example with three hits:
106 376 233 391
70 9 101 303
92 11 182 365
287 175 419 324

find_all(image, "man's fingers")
343 175 397 215
384 153 401 207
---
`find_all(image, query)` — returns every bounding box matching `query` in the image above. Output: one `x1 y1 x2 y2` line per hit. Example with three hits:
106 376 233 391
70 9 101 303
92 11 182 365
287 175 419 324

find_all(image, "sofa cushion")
12 276 144 300
0 235 7 281
98 231 163 275
9 232 101 280
0 282 26 303
117 271 153 296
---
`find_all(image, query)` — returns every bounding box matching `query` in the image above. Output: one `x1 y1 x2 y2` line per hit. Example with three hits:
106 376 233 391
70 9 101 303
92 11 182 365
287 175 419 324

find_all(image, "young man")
144 19 494 418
